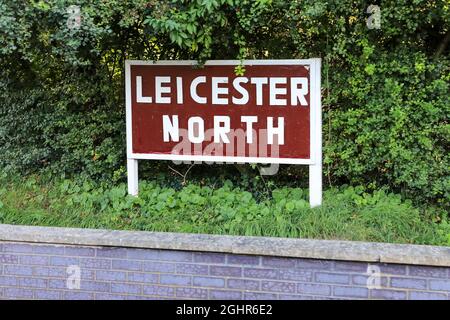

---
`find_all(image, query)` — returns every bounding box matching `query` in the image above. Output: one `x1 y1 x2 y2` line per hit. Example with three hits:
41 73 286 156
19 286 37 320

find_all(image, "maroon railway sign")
125 60 322 206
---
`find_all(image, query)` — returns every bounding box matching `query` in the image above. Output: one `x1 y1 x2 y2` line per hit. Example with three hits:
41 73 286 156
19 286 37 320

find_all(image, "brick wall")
1 241 449 300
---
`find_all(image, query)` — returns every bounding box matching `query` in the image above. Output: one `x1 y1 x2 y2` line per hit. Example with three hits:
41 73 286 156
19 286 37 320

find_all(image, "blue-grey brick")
144 285 175 297
279 294 314 300
160 274 191 286
261 281 296 293
142 261 175 273
81 269 96 280
128 295 160 300
243 292 278 300
391 277 427 290
314 296 340 300
81 281 110 293
370 289 407 300
117 294 152 300
159 250 192 262
296 259 333 271
96 270 127 281
127 272 158 284
127 248 160 260
209 290 242 300
18 277 47 289
127 295 155 300
33 245 65 255
227 279 260 291
2 243 33 254
262 257 296 268
210 266 242 277
176 287 208 299
351 275 388 287
243 268 278 279
375 263 407 275
409 266 448 279
193 252 225 263
334 261 368 273
111 283 141 295
96 248 128 259
65 247 95 257
50 256 79 267
34 289 61 300
193 276 225 288
410 291 448 300
0 254 18 264
4 265 33 276
95 293 128 300
334 286 368 299
429 279 450 292
315 296 343 300
19 255 49 266
316 272 350 284
48 279 67 289
112 259 142 271
176 263 209 275
0 275 18 286
227 254 260 265
4 288 33 299
64 291 94 300
33 266 65 278
297 283 331 296
262 257 297 268
279 269 313 282
128 249 192 262
80 258 111 270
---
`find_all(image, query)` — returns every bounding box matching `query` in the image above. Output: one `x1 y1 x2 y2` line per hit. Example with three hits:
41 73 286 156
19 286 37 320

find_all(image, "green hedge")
0 0 448 207
1 175 449 245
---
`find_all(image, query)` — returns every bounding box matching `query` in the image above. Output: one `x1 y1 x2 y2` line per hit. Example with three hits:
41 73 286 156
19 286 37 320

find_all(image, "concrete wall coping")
0 224 449 267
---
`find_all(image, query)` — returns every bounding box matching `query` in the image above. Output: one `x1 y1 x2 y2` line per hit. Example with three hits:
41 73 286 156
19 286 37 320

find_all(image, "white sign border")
125 59 322 206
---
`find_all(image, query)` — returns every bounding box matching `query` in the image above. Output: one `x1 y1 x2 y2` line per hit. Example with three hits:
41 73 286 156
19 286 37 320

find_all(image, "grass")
0 174 449 246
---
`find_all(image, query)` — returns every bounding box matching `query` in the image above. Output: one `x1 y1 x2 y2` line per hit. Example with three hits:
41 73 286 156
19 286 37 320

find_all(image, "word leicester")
136 75 309 145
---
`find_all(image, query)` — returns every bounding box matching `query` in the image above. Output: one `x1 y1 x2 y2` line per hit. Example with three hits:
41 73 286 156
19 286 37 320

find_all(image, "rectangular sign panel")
125 60 321 165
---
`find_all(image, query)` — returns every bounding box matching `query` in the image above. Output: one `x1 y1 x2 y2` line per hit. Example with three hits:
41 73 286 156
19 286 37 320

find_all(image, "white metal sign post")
125 59 322 207
308 59 322 207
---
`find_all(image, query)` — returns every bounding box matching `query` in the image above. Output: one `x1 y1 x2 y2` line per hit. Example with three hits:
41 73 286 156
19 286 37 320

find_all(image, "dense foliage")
0 0 449 208
1 174 449 245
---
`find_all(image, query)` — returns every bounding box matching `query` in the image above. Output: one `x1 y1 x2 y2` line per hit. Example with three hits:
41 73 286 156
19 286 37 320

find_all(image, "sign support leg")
309 58 322 208
127 158 139 196
309 162 322 207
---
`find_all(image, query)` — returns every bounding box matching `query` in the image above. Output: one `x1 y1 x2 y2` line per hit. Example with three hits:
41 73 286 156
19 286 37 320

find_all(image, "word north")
163 115 285 145
136 75 309 106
